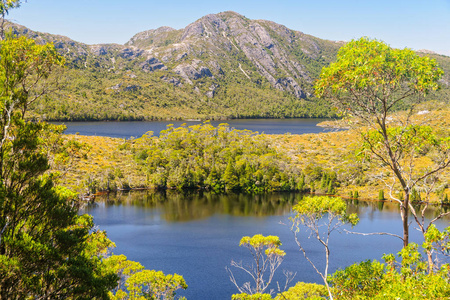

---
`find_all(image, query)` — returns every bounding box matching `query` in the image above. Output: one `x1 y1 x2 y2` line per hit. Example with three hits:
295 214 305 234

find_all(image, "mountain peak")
215 11 246 19
9 12 449 121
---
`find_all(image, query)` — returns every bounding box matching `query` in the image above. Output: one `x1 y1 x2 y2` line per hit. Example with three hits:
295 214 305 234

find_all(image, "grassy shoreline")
57 105 449 203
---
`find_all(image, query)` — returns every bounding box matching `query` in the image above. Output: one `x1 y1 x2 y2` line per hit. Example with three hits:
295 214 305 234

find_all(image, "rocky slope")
7 11 450 121
125 11 343 98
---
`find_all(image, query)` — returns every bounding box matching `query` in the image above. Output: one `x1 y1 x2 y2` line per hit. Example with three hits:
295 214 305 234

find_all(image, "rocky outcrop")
90 45 108 56
108 83 142 93
126 26 177 47
139 11 315 98
173 60 213 84
275 77 306 98
160 76 183 87
120 48 144 59
7 13 341 100
140 57 167 72
205 84 219 98
124 85 141 92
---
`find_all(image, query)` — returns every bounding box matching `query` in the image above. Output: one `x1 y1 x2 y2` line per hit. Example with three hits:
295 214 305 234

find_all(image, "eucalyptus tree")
0 0 21 39
227 234 289 296
315 37 449 250
329 243 450 299
291 196 358 300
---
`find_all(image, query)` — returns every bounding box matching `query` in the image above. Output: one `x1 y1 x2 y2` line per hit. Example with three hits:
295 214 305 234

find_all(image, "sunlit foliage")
133 122 302 193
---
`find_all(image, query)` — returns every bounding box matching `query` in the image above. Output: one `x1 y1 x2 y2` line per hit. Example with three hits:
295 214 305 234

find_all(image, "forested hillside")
7 11 450 121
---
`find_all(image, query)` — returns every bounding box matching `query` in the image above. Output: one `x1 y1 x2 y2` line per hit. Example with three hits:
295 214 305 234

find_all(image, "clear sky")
7 0 450 55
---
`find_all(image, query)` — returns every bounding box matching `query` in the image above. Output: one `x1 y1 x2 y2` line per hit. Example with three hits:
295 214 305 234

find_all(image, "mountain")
7 11 450 121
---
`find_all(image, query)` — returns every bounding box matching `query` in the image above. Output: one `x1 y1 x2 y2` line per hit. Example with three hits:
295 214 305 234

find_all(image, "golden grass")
55 105 450 202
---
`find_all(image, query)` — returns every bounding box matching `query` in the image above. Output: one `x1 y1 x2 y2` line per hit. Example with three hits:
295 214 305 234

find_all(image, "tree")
232 293 273 300
291 196 358 300
315 37 449 248
329 243 450 299
0 2 119 298
125 270 187 300
0 0 21 39
227 234 289 296
274 282 327 300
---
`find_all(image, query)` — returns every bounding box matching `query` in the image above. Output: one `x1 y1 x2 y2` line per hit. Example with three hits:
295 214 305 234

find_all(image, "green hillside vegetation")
272 103 450 201
27 50 336 121
6 1 450 298
7 12 449 122
27 48 450 123
132 122 302 192
57 103 449 203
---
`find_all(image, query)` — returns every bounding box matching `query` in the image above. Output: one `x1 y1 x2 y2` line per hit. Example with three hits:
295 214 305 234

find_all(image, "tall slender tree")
315 37 449 249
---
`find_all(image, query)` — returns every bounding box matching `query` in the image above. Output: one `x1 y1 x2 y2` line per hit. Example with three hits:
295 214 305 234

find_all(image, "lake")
81 191 449 299
57 118 342 138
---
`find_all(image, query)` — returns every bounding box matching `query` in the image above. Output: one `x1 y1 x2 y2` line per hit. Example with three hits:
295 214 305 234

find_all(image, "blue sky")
7 0 450 55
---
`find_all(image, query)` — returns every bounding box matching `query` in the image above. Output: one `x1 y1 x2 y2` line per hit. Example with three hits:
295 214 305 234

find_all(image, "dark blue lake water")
58 118 341 138
81 192 449 299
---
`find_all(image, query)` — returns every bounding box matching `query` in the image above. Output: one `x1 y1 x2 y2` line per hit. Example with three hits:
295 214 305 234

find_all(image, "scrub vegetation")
2 1 450 298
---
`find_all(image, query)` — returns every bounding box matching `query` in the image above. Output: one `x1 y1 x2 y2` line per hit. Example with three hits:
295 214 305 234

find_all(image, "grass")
55 103 450 202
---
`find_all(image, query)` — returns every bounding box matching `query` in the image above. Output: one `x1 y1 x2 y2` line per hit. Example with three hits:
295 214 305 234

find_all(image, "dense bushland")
132 122 303 192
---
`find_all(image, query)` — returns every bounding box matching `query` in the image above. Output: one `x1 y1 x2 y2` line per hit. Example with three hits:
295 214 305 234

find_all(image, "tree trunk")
426 249 434 273
402 195 409 248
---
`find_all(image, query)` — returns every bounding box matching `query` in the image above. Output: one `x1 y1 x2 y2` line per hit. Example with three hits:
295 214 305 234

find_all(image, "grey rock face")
160 76 183 87
7 12 344 101
109 83 122 92
206 84 219 98
140 57 167 72
119 11 343 99
124 85 142 92
275 77 306 98
156 11 318 98
120 48 144 59
127 26 177 47
90 45 108 56
173 60 214 84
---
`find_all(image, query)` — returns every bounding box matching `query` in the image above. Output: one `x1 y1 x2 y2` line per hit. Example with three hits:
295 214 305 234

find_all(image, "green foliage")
125 270 187 300
330 260 385 299
330 244 450 299
315 37 443 111
228 234 286 295
410 188 421 202
0 30 118 298
443 193 449 204
134 122 301 193
0 0 21 18
102 253 187 300
422 224 450 257
378 190 385 200
232 293 273 300
293 196 358 226
274 282 328 300
239 234 286 258
315 37 449 249
359 125 449 167
292 196 358 299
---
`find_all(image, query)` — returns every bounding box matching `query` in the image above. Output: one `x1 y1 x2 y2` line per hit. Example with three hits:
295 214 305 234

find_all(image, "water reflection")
93 191 296 222
83 191 450 299
88 191 450 223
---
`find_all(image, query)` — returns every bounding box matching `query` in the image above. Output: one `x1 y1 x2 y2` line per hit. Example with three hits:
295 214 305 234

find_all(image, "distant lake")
81 191 450 299
57 118 342 138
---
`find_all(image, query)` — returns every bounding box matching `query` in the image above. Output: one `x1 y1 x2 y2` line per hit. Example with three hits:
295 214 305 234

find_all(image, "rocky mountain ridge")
6 11 450 121
124 11 340 98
